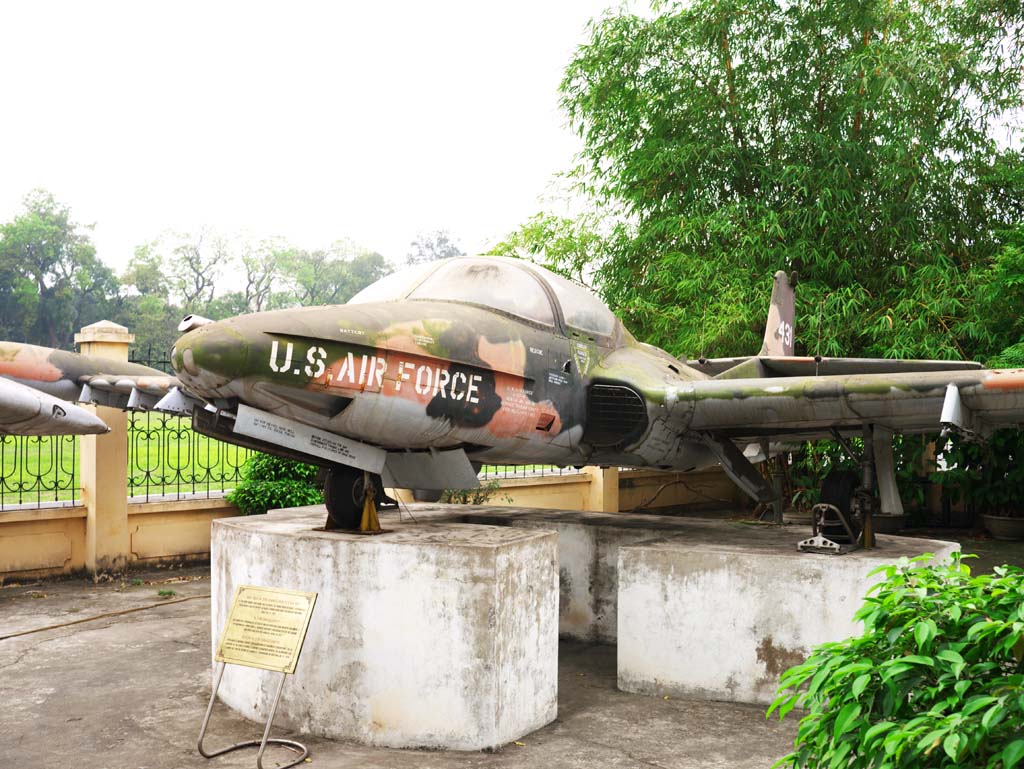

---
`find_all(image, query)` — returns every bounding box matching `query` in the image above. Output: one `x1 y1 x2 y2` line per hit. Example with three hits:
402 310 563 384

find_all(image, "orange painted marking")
477 338 526 374
982 370 1024 391
0 345 63 382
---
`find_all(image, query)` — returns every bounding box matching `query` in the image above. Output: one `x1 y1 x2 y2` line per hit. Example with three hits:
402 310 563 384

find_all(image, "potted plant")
934 428 1024 540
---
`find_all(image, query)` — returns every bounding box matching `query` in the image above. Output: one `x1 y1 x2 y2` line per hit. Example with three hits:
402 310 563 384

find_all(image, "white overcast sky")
0 1 619 272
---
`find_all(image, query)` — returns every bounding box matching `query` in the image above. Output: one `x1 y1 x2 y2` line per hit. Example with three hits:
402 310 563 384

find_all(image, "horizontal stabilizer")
759 357 982 377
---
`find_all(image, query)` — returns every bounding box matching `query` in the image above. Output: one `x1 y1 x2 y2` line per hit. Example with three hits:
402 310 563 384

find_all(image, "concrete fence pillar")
75 320 133 574
585 465 619 512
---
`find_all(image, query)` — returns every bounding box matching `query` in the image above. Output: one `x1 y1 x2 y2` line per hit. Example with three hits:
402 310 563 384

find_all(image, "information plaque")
216 585 317 674
199 584 317 769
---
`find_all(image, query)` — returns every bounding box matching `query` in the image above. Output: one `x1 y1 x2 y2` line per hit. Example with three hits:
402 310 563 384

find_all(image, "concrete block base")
211 510 558 750
414 505 734 644
617 531 960 705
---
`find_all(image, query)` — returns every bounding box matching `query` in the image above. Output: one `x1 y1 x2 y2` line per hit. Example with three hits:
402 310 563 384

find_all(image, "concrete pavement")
4 528 1018 769
2 565 796 769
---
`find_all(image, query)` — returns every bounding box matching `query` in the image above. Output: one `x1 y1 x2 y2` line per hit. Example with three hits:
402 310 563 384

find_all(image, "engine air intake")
583 384 648 447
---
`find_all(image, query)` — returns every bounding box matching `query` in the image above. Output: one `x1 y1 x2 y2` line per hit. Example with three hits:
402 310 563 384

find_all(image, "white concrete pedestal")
616 531 960 705
211 509 558 750
455 508 729 643
403 505 733 643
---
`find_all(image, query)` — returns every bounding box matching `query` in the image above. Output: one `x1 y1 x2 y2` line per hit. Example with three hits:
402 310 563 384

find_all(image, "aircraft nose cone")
172 322 250 390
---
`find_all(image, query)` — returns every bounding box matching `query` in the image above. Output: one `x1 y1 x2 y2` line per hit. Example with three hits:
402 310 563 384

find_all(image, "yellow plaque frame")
215 585 317 674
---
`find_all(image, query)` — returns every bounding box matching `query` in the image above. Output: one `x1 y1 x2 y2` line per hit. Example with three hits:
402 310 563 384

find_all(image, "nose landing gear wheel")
324 466 366 530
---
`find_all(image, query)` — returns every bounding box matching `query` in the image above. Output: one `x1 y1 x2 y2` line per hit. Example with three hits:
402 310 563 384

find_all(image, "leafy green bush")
788 436 933 514
769 555 1024 769
932 430 1024 517
440 480 509 505
226 453 323 515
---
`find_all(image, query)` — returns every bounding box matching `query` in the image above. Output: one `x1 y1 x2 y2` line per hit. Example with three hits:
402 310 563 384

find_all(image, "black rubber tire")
819 469 860 539
324 465 365 529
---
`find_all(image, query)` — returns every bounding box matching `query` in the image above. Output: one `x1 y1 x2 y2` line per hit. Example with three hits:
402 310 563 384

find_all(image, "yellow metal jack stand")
358 471 383 534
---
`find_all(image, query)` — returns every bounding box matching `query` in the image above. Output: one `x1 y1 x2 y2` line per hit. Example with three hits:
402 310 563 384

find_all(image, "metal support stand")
860 424 876 549
798 502 864 554
198 661 309 769
770 454 786 525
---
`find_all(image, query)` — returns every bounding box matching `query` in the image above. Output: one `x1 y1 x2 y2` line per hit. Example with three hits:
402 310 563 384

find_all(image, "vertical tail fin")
758 271 796 357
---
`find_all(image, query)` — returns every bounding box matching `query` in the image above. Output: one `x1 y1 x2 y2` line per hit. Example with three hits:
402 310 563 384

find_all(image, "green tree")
117 243 183 359
239 238 287 313
276 242 388 306
490 212 605 289
556 0 1024 361
972 224 1024 367
406 229 465 265
159 228 227 312
122 243 170 298
205 291 249 320
0 190 120 348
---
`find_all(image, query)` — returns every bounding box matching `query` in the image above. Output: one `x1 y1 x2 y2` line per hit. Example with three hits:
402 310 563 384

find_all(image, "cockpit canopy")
349 256 627 343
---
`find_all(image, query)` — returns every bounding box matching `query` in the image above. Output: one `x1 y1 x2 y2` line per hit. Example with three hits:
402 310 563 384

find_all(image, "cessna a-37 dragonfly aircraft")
2 257 1023 538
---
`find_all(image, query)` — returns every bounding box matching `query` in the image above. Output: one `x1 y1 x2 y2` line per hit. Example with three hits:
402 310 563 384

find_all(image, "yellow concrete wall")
0 507 87 579
1 468 747 580
128 499 238 561
485 474 593 510
618 468 748 512
0 498 238 581
389 474 594 510
395 468 747 514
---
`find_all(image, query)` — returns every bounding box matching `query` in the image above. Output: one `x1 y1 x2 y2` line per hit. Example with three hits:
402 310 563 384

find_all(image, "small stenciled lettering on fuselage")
267 342 483 404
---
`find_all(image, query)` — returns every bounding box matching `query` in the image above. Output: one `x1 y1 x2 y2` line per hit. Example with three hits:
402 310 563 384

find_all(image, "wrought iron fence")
128 343 174 374
0 434 79 510
125 345 252 500
1 346 252 510
127 411 252 501
478 464 584 480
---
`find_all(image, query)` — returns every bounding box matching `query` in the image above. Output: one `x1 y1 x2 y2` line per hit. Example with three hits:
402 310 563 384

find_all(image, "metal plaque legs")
197 661 309 769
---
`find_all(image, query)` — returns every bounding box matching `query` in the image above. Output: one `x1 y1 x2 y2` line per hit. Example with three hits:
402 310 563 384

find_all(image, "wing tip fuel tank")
0 377 110 435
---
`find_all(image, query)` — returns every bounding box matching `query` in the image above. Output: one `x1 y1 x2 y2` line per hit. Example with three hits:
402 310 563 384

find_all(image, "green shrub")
226 453 323 515
769 555 1024 769
440 479 509 505
932 429 1024 517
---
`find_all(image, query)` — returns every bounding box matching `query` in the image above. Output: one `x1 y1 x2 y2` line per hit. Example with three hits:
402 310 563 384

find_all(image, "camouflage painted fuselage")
170 301 712 469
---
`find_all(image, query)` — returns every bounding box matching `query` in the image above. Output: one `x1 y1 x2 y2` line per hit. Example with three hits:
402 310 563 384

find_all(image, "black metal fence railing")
126 346 252 500
0 434 79 510
128 344 174 374
127 411 251 501
478 464 584 480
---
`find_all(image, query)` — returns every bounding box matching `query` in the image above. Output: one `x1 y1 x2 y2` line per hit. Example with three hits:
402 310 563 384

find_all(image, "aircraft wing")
0 377 109 435
0 341 198 414
76 372 192 412
690 355 984 379
678 367 1024 442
